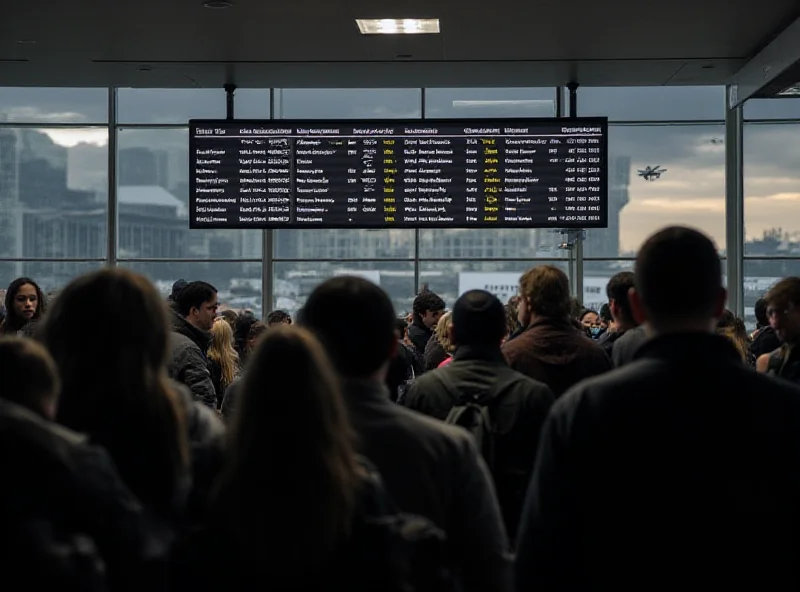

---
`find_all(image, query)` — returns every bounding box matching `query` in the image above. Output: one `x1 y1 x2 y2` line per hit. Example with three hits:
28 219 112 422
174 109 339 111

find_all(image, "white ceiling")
1 0 798 88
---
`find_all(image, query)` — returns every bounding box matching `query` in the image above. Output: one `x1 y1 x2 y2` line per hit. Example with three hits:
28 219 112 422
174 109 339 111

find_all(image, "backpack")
443 392 496 471
346 465 457 592
434 371 520 472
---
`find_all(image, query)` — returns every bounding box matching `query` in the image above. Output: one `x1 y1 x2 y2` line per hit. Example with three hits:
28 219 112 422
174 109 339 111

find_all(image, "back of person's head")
393 317 408 339
215 325 361 570
266 309 292 326
169 279 188 302
40 268 187 515
606 271 636 326
452 290 506 347
599 303 613 324
754 298 769 327
519 265 571 319
412 291 445 322
174 281 217 317
209 319 239 389
634 226 724 329
218 308 238 328
435 312 454 353
300 276 397 379
0 338 59 419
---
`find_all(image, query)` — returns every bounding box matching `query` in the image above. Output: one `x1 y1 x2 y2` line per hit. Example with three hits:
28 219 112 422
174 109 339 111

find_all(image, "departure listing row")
189 118 609 229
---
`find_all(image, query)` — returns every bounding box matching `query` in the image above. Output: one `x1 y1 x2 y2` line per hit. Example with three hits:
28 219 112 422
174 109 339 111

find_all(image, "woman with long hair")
208 319 240 409
40 268 190 521
0 277 46 337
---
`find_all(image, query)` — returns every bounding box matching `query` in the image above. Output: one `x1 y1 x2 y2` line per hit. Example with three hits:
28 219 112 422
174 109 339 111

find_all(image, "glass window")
276 89 421 119
584 258 728 311
0 127 108 259
274 261 414 317
577 87 725 121
743 259 800 330
0 261 103 298
744 122 800 255
117 89 271 124
116 128 261 259
743 97 800 120
119 261 263 316
274 229 415 260
424 88 556 118
419 228 567 259
419 260 569 309
584 124 726 258
0 88 107 124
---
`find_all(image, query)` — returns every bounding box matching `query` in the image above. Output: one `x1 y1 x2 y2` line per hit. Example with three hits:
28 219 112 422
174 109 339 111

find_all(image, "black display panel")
189 117 608 229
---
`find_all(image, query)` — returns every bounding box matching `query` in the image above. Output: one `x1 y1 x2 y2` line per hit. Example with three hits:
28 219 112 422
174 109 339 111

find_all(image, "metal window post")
725 85 744 316
106 87 118 267
566 82 584 301
414 88 426 294
262 88 277 317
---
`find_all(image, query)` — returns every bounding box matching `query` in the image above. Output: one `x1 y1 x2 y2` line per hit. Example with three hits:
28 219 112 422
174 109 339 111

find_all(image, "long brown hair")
213 325 363 574
41 268 188 516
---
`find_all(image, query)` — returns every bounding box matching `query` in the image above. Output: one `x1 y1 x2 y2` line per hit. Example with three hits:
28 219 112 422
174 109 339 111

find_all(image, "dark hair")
300 276 396 378
754 298 769 326
42 268 188 517
765 278 800 311
169 279 188 302
0 337 59 417
218 309 239 328
1 277 46 334
213 326 362 575
579 309 598 322
393 317 408 335
412 291 445 324
266 309 292 325
452 290 506 347
175 281 217 317
599 303 613 323
635 227 722 323
246 321 267 343
605 271 635 325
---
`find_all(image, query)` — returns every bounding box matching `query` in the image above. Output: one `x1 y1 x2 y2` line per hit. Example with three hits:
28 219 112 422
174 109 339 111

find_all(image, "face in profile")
422 309 443 328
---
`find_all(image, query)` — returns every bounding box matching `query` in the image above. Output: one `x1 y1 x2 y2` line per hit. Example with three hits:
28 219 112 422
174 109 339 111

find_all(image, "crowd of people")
3 224 800 590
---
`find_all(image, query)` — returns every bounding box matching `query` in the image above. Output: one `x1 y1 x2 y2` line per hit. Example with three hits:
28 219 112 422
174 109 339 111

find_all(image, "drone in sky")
637 165 667 181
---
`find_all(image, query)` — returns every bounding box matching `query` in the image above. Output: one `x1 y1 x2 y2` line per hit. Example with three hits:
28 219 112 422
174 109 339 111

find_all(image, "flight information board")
189 117 608 229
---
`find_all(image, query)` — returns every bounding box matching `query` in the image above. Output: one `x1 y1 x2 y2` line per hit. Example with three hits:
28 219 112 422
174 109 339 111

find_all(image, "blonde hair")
435 311 454 353
209 319 240 389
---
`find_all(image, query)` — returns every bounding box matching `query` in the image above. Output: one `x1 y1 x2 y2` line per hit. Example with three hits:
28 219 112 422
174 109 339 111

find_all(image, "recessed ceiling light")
16 39 37 44
203 0 233 8
356 18 440 35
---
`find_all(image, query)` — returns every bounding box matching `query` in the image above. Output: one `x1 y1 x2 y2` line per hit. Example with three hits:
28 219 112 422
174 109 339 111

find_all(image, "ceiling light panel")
355 18 440 35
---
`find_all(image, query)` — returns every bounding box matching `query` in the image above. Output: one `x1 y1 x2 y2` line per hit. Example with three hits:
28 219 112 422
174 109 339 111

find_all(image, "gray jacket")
168 312 216 410
343 378 513 592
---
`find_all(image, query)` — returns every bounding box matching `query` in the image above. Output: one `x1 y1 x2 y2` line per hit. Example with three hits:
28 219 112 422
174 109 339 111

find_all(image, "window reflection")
117 128 261 259
277 89 421 119
424 88 556 118
0 88 107 124
585 124 726 257
0 127 108 260
576 86 725 121
274 261 415 316
744 123 800 256
117 88 271 124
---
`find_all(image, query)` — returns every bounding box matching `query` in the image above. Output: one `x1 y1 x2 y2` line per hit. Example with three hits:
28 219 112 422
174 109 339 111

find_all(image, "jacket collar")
170 309 212 351
453 344 506 364
633 331 742 364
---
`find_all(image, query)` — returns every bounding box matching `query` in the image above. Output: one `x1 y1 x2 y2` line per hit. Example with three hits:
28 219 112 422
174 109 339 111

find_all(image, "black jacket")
168 311 216 409
0 398 168 591
404 346 555 543
516 332 800 591
408 320 433 358
752 325 781 359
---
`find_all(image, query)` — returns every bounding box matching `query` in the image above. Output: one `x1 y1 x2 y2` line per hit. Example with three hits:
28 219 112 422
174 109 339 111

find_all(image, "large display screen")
189 117 608 229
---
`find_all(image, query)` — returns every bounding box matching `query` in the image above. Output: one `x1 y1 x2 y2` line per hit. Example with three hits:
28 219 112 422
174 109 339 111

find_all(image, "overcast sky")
2 85 800 253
